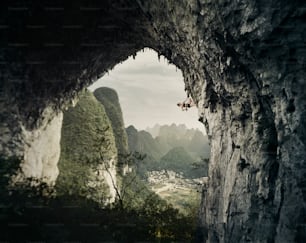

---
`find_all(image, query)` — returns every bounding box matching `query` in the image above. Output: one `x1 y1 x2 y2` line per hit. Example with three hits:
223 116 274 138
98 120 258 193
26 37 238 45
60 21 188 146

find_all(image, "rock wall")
18 110 63 185
0 0 305 242
141 1 306 241
1 105 63 186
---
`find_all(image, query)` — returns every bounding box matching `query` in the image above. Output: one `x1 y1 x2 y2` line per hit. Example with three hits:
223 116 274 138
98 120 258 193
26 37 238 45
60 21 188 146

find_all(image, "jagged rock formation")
146 124 161 138
126 125 162 177
0 0 305 242
93 87 129 171
155 124 210 159
57 90 118 204
129 124 210 160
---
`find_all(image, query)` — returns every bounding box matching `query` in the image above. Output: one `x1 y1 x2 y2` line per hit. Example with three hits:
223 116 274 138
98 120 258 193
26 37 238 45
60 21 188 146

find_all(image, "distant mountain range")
128 124 210 160
126 124 210 178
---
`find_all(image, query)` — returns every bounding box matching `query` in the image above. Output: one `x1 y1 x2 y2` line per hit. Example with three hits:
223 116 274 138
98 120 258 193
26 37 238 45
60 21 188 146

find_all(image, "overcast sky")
89 49 205 132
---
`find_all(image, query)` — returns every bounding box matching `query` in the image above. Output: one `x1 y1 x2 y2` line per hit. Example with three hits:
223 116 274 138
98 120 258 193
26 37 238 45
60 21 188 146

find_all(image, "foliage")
0 156 20 192
56 90 117 203
118 170 159 210
0 156 54 202
60 90 117 162
94 87 129 170
0 155 199 242
0 170 199 242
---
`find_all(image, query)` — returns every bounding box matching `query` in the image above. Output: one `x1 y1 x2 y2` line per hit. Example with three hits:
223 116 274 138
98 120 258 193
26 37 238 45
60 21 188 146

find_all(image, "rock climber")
177 97 195 111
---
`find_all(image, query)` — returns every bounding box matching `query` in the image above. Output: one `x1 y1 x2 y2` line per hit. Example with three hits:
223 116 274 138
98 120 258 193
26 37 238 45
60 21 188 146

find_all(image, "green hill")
57 90 118 204
158 147 195 177
94 87 129 170
126 125 160 178
126 125 139 153
160 147 208 178
126 125 166 160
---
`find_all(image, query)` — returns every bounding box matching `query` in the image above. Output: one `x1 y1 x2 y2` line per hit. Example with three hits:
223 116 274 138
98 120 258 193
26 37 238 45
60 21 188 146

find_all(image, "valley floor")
146 170 207 214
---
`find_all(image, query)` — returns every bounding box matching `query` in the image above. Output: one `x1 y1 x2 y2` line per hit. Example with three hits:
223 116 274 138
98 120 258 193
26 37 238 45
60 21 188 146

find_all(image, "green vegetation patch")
56 90 117 203
94 87 129 169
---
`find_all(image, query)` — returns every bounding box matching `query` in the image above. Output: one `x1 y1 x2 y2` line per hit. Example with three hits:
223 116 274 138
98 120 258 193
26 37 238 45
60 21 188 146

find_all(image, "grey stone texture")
0 0 305 242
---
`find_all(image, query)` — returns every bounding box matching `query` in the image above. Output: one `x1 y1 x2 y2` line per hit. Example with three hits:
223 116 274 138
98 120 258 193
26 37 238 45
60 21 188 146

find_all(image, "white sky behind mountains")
89 49 205 132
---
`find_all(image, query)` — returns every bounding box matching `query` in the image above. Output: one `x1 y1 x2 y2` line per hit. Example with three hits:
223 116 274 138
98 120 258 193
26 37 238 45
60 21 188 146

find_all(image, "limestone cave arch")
0 0 306 242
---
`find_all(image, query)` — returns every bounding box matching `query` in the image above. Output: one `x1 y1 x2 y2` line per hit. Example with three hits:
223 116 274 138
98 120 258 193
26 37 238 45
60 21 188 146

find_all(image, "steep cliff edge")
0 0 305 242
93 87 129 171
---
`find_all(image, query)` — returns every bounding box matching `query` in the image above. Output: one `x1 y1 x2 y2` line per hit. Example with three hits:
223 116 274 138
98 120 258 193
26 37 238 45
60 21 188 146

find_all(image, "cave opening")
87 47 209 205
53 48 211 241
1 0 305 242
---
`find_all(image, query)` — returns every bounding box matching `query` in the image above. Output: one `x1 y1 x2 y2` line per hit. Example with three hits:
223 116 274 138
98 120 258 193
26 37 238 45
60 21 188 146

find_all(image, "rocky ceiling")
0 0 306 242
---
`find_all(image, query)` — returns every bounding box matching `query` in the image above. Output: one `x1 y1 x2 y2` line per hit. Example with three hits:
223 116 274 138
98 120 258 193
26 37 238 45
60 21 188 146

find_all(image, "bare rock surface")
0 0 305 242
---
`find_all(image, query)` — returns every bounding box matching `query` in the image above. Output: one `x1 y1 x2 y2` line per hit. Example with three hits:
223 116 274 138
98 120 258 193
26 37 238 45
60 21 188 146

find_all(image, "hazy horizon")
89 49 206 134
130 122 204 132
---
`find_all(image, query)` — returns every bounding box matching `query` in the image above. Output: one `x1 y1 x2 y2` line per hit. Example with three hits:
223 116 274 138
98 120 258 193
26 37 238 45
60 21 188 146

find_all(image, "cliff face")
18 110 63 185
0 0 305 242
93 87 129 171
1 106 63 186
